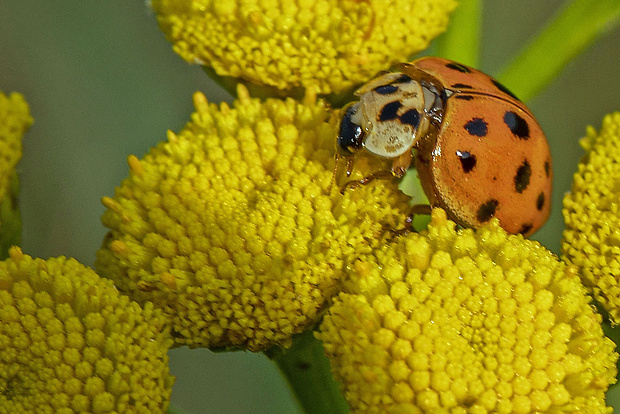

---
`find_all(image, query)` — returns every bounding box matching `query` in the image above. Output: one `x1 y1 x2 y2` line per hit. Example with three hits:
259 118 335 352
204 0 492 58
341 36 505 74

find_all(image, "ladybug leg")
407 204 433 224
340 170 395 194
346 156 355 177
328 153 339 194
391 204 433 235
330 152 355 193
390 151 413 178
340 153 413 193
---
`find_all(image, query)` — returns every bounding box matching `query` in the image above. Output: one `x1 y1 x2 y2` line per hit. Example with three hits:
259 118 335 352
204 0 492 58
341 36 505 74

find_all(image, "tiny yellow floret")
0 247 174 413
150 0 457 94
0 91 30 200
0 91 32 256
318 209 617 413
562 112 620 324
96 85 410 351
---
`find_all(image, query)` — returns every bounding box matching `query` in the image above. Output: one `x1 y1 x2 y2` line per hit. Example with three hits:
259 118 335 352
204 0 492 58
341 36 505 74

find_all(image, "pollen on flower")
317 209 617 413
0 247 174 413
95 85 411 351
150 0 457 95
562 112 620 324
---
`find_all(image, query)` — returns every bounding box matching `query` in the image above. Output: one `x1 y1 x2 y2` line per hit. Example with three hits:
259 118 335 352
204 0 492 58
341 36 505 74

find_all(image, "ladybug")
337 57 552 236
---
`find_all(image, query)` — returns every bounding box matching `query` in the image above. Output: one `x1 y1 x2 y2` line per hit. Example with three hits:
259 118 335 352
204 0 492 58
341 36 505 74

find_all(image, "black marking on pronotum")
456 150 476 173
536 192 545 211
491 79 520 101
514 160 531 193
395 74 413 83
519 223 533 235
504 111 530 139
455 95 475 101
464 118 488 137
374 84 399 95
544 160 550 177
452 83 473 89
337 105 363 154
399 109 420 128
440 89 451 103
378 101 402 121
477 199 499 223
445 62 471 73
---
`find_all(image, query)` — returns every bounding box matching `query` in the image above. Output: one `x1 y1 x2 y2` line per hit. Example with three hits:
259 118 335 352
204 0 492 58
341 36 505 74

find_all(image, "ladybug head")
337 103 364 155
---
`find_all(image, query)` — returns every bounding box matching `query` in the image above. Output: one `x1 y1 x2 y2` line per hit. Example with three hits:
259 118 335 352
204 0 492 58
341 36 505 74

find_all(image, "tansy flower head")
0 91 31 257
0 91 31 200
150 0 457 95
318 209 617 413
0 247 174 413
95 85 411 351
563 112 620 324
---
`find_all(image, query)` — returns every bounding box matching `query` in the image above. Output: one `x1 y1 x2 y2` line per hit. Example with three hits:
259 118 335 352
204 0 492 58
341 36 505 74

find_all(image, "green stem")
267 330 349 414
434 0 482 67
496 0 620 102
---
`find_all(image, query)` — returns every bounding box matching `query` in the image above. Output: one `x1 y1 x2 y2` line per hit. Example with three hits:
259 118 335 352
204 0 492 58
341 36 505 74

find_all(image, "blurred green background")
0 1 619 412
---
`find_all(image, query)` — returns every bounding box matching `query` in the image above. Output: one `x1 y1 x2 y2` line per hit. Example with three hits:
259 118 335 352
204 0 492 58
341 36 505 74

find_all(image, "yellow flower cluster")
563 112 620 324
0 247 174 413
95 85 411 351
150 0 456 94
0 91 31 257
0 91 30 201
318 209 617 413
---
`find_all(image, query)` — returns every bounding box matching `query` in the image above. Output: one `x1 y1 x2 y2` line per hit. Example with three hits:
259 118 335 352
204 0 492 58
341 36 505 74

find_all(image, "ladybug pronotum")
337 57 552 236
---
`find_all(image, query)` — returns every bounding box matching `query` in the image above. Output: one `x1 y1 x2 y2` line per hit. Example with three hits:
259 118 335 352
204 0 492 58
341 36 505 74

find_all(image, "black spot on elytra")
455 95 475 101
491 79 520 101
400 109 420 128
464 118 488 137
504 111 530 139
456 150 476 173
477 199 499 223
519 223 533 235
374 84 399 95
514 160 531 193
452 83 473 89
446 62 471 73
544 160 550 177
379 101 402 121
396 74 413 83
536 192 545 211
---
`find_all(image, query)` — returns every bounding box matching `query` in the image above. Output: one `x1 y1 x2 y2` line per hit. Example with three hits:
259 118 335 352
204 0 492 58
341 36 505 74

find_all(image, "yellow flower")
0 91 30 201
150 0 457 95
563 112 620 324
0 91 32 256
95 85 410 351
0 247 174 413
318 209 617 413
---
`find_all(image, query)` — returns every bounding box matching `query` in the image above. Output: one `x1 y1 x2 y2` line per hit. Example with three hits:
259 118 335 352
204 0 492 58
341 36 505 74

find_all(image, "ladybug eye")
338 103 364 155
